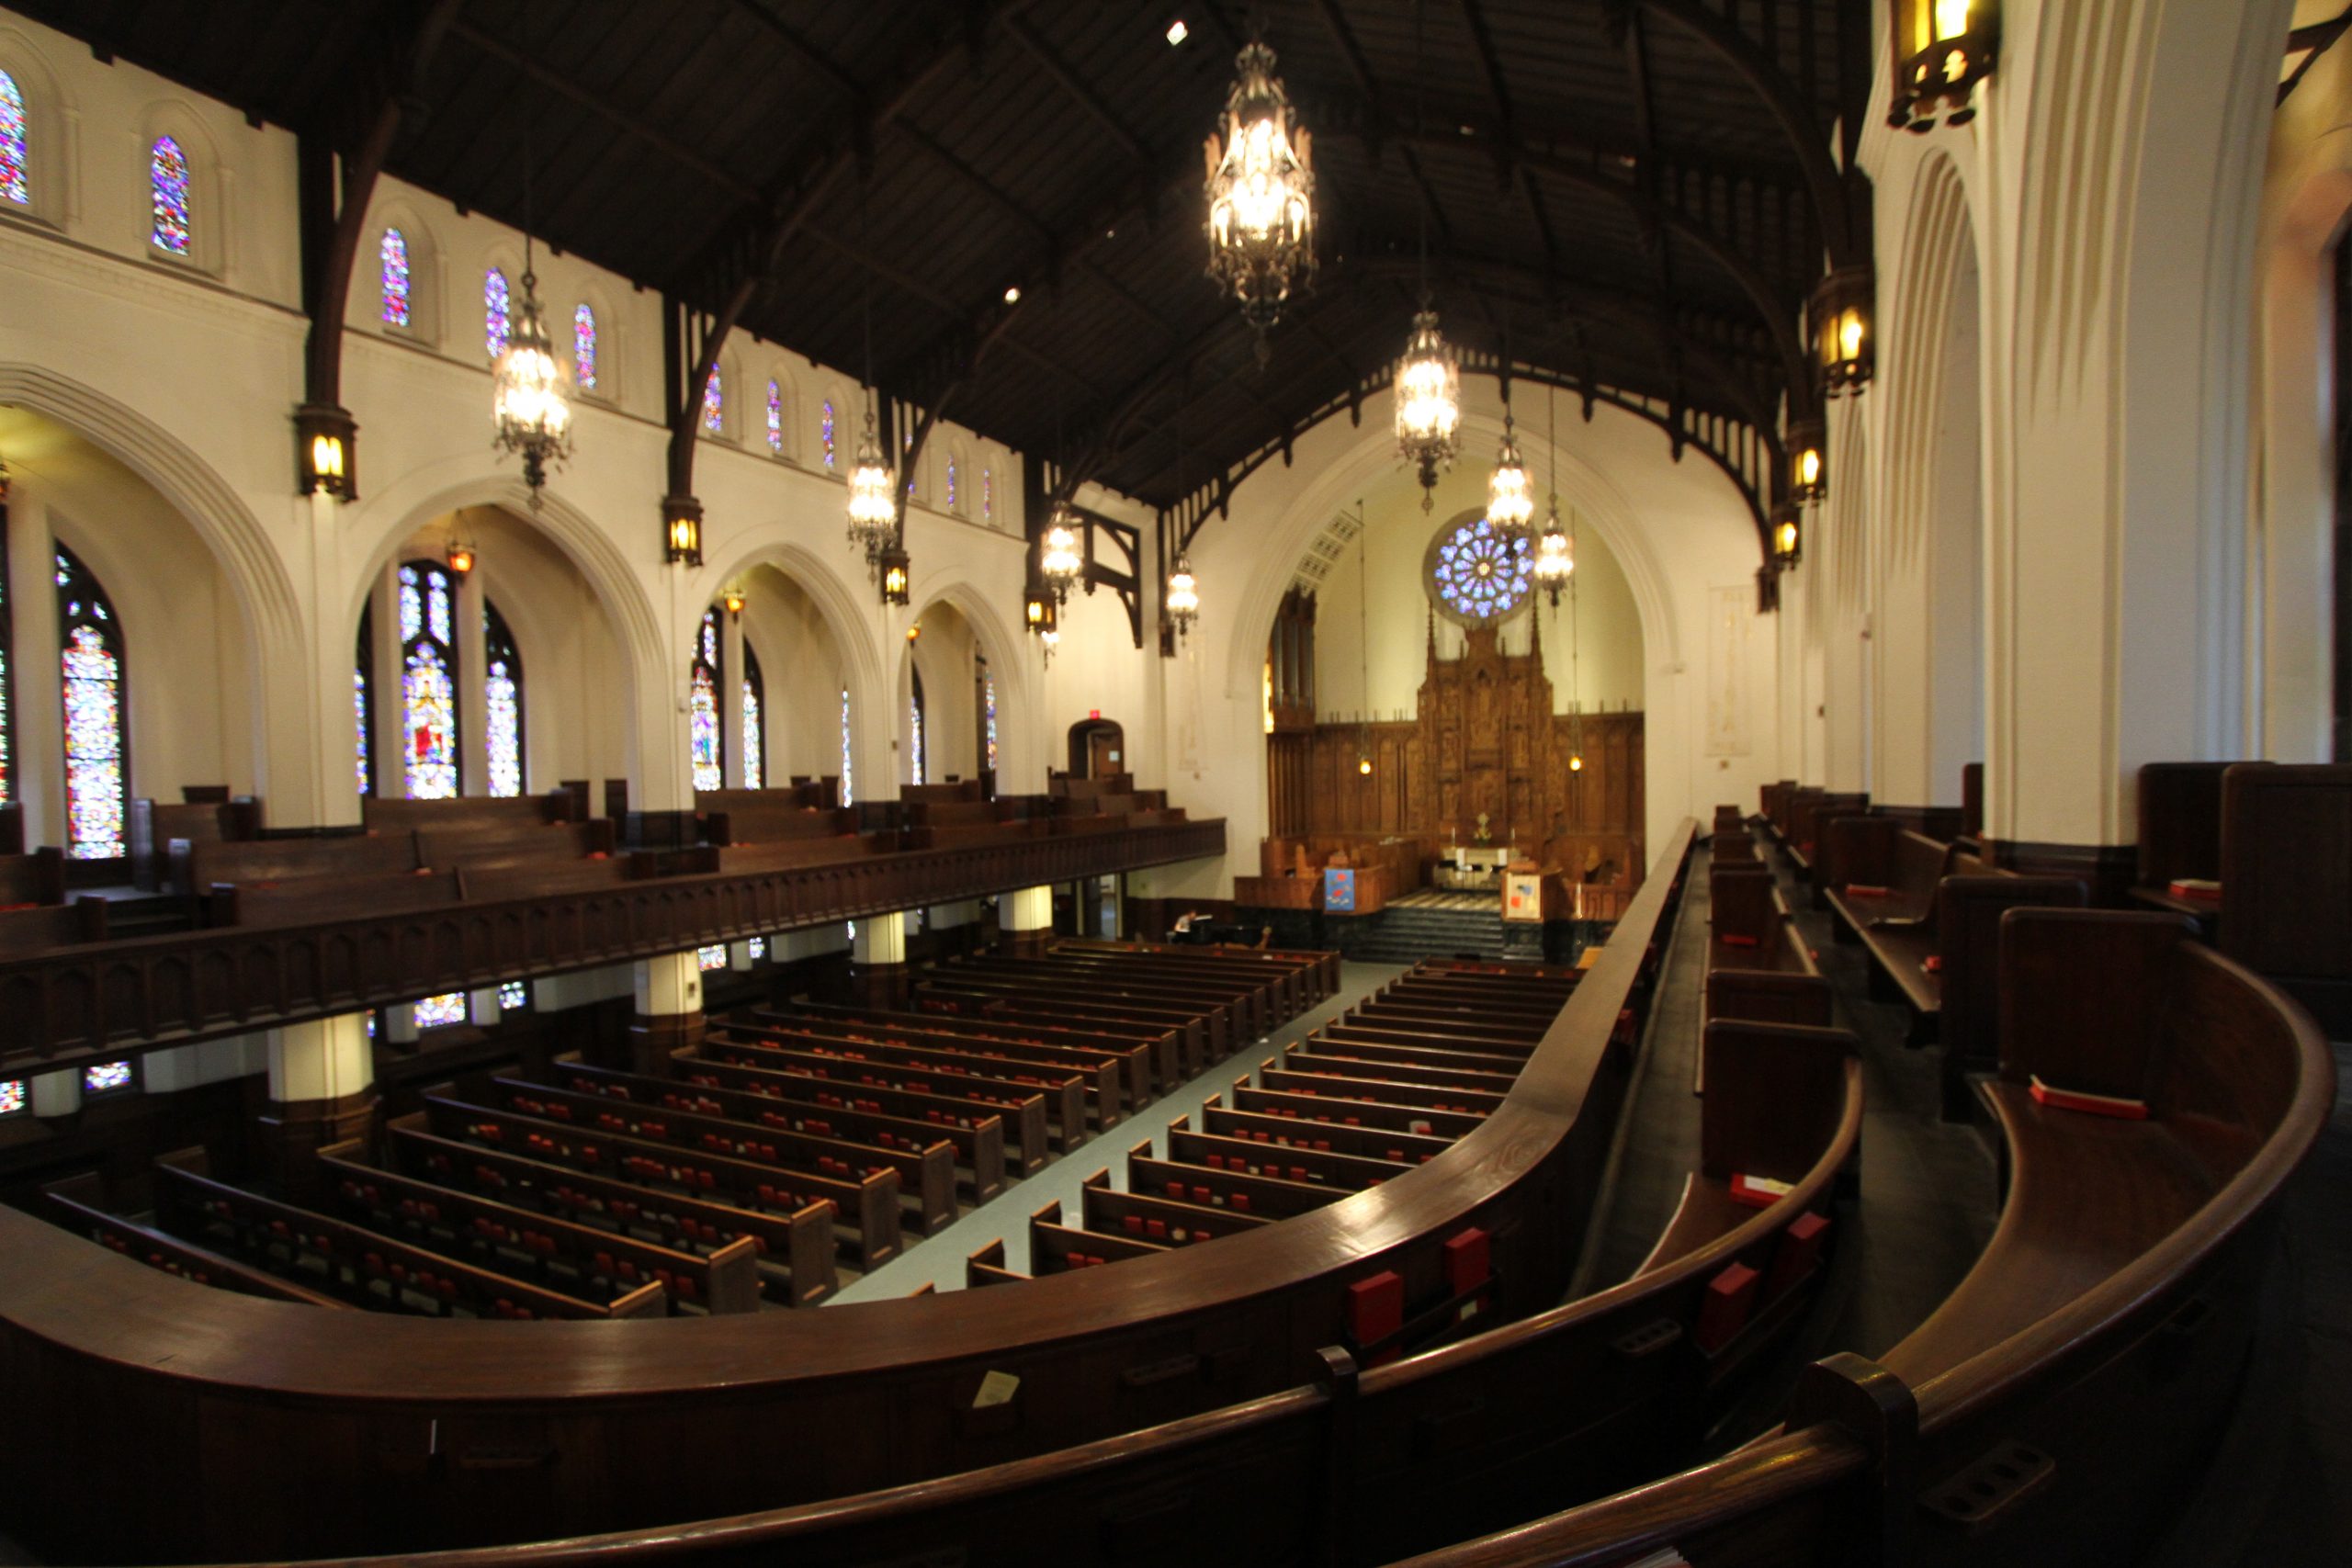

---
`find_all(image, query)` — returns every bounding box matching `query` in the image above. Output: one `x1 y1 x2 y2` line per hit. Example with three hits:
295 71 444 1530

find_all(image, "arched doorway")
1068 716 1125 780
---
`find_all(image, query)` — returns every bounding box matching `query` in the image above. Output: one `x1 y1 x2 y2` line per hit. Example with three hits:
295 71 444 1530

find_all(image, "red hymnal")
1720 933 1759 948
1845 883 1890 897
2168 878 2222 903
1729 1172 1796 1209
2028 1075 2149 1120
1921 954 1943 974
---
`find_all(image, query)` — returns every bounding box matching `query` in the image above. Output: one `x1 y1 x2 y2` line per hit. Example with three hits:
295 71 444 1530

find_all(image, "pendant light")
1392 2 1458 511
1485 410 1532 544
1040 505 1083 603
1204 32 1316 353
1533 386 1573 606
1161 397 1200 645
492 130 573 508
846 180 898 567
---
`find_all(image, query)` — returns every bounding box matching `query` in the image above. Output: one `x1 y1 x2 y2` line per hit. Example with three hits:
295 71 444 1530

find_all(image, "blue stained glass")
702 367 723 435
149 136 189 254
426 574 451 647
354 666 370 795
984 669 998 769
499 980 528 1011
572 303 597 389
59 542 127 862
910 672 925 787
840 686 854 806
741 677 763 789
700 610 718 669
83 1060 133 1094
0 1078 24 1116
379 228 410 326
415 993 466 1029
485 602 523 798
982 468 993 522
766 380 784 454
690 666 721 793
696 945 728 972
0 69 26 206
945 458 957 510
484 268 510 358
747 937 768 961
398 565 422 642
402 642 458 799
821 400 836 470
1429 516 1533 623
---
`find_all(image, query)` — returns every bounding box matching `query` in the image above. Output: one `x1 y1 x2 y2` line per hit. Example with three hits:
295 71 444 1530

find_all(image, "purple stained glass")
499 980 528 1010
379 228 411 327
910 674 925 786
62 625 124 859
414 993 466 1029
149 135 189 254
572 302 597 389
821 400 836 470
1 69 28 206
700 609 718 669
354 666 370 795
0 643 13 808
747 936 768 962
702 366 723 435
83 1060 133 1094
696 945 728 973
982 468 993 522
486 655 521 797
398 565 422 642
984 669 998 769
0 1078 24 1117
945 457 957 510
1430 516 1533 623
766 380 784 454
402 642 458 799
484 267 511 358
690 665 721 793
840 686 854 806
741 676 763 789
427 571 451 646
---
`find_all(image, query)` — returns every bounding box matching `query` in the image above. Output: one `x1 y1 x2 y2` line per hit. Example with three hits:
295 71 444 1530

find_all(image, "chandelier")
1486 415 1532 544
1204 37 1315 349
1040 506 1083 603
845 404 897 562
1164 553 1200 640
492 266 572 506
1533 504 1573 606
1395 305 1461 511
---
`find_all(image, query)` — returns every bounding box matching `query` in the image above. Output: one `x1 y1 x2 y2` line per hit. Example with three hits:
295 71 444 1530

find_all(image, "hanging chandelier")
492 265 573 507
1040 506 1083 604
1395 304 1461 511
1485 414 1533 544
1164 553 1200 641
1533 505 1573 606
845 404 897 562
1204 37 1315 350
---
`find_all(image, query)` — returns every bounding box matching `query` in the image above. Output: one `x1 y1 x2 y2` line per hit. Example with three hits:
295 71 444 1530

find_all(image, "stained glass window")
0 484 15 808
484 601 524 798
741 645 765 791
0 70 26 206
572 303 597 390
499 980 528 1011
982 661 999 770
820 400 836 471
766 379 784 455
400 562 458 798
379 228 411 327
0 1078 24 1117
56 545 126 860
910 669 926 786
690 609 723 793
982 468 993 524
484 267 510 359
149 135 190 254
840 686 854 806
747 936 768 961
696 945 728 972
83 1060 133 1095
702 366 724 436
1428 515 1534 625
355 604 373 796
945 457 957 511
414 993 466 1029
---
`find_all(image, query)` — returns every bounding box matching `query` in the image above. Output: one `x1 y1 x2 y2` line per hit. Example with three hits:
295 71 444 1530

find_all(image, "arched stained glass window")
499 980 528 1011
149 135 190 255
484 600 524 798
2 69 30 206
414 993 467 1029
909 669 926 786
820 400 836 471
484 267 511 359
741 644 765 790
702 366 724 436
399 561 458 799
766 379 784 455
355 604 374 796
572 303 597 390
55 545 126 859
839 686 854 806
978 656 999 771
982 468 993 524
690 608 723 793
944 457 958 512
1426 514 1533 626
379 228 411 327
696 945 728 972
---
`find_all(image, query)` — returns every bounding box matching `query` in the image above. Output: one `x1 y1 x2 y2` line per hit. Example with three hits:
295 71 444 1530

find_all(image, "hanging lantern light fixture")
1532 386 1572 606
1890 0 1998 131
1772 503 1804 570
1395 305 1462 511
1040 506 1084 604
1485 413 1533 544
1809 266 1875 398
845 404 898 562
1164 553 1200 641
877 542 911 607
1024 581 1058 637
1788 414 1827 505
492 265 573 506
1204 35 1316 352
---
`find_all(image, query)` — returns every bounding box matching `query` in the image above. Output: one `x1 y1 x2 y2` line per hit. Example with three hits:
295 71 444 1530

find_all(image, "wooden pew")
906 987 1187 1091
130 794 259 890
44 1177 347 1308
1198 1097 1457 1166
531 1058 960 1236
1782 789 1867 881
1166 1118 1414 1190
1128 1145 1340 1220
1028 1199 1166 1273
1276 1044 1520 1100
713 1022 1063 1162
1231 1080 1488 1140
153 1152 665 1321
752 1007 1116 1132
2219 761 2352 1037
424 1089 901 1269
390 1113 838 1306
970 951 1273 1041
362 795 575 833
1817 815 1953 924
965 1236 1027 1286
797 1001 1154 1114
694 1035 1052 1177
917 975 1216 1074
1701 866 1830 1093
1075 1167 1272 1247
0 896 108 954
670 1049 1008 1204
315 1139 762 1314
2130 760 2231 920
1303 1030 1528 1078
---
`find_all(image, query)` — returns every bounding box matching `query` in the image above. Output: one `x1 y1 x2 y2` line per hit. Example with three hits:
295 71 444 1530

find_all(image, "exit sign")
1089 708 1101 719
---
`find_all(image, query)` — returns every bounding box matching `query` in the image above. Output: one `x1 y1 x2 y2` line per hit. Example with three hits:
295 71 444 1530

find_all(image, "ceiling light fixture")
1040 506 1084 604
1167 18 1189 46
1485 412 1533 545
1204 33 1315 355
846 179 899 569
1533 385 1572 606
492 130 572 509
1393 1 1458 512
1164 553 1199 641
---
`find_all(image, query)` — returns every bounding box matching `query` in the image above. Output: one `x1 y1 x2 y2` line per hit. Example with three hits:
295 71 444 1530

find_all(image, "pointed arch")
484 597 525 797
741 642 765 789
398 559 459 798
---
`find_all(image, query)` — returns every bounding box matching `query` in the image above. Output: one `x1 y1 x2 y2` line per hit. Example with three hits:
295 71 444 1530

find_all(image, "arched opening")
1928 231 1986 795
725 561 860 798
2335 232 2351 761
1068 717 1125 781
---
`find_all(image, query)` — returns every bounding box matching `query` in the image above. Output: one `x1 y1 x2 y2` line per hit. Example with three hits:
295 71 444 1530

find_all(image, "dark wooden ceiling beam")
1307 0 1384 118
1002 15 1152 165
727 0 863 101
1456 0 1517 182
894 123 1057 251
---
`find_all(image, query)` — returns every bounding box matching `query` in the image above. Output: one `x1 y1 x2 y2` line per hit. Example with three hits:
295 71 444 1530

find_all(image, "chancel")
0 4 2345 1566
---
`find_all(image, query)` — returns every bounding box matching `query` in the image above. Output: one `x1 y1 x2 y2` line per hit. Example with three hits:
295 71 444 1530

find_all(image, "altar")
1433 844 1513 890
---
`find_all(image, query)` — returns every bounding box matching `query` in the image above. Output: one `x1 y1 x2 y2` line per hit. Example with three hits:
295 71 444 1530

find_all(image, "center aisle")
826 959 1414 1300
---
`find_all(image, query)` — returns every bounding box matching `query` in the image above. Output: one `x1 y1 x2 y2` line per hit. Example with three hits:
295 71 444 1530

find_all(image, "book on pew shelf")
2027 1075 2148 1120
1843 883 1890 897
1728 1172 1796 1209
2167 878 2222 903
1718 933 1759 948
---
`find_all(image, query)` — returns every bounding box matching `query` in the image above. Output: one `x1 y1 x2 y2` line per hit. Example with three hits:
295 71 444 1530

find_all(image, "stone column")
455 562 489 795
28 1066 80 1120
998 884 1054 956
256 1014 375 1200
626 950 707 1076
929 898 983 959
721 607 748 789
371 562 405 800
850 910 910 1010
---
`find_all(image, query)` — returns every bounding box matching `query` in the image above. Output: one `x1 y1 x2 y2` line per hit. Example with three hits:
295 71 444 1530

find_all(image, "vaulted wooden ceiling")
26 0 1873 529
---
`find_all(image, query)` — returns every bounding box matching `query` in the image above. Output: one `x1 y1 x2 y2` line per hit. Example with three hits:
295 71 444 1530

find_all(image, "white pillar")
999 885 1053 934
721 607 748 788
456 563 489 795
371 561 405 800
636 950 705 1018
11 489 63 852
266 1014 373 1104
854 914 907 966
29 1067 80 1119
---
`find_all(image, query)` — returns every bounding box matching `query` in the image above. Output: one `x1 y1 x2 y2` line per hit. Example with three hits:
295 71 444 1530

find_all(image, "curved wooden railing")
0 828 1702 1566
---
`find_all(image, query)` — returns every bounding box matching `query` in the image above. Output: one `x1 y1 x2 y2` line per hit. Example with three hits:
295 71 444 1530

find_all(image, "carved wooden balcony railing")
0 818 1225 1075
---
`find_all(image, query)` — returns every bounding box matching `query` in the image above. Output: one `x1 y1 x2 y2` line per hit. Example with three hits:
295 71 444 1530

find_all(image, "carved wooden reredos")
1266 607 1644 880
